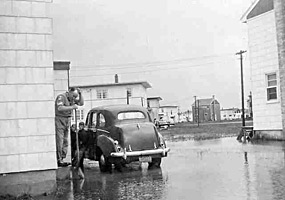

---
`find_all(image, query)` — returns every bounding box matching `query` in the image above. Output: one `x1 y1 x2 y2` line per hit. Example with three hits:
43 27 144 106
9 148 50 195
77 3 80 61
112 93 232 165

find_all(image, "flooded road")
52 137 285 200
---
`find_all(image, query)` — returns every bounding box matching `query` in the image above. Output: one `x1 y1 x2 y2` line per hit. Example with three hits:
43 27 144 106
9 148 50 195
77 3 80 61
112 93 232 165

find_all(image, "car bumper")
110 147 170 158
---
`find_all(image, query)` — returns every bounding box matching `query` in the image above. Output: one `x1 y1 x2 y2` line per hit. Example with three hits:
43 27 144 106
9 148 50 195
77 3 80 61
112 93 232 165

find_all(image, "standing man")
55 87 84 167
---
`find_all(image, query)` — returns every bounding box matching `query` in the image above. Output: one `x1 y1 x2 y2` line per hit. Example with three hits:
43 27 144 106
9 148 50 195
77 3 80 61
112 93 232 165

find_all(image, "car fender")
97 135 116 157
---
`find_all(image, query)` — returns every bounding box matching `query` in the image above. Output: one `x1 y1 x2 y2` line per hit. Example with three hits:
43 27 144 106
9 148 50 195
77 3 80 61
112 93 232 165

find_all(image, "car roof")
90 104 148 115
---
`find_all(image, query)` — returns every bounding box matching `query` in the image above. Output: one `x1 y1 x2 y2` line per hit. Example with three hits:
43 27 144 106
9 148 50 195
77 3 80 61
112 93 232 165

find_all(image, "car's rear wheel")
99 154 112 173
148 158 161 168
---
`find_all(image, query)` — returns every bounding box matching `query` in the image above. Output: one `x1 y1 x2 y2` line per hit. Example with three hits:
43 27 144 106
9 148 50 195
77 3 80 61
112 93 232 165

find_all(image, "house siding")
0 0 56 196
248 10 283 131
54 70 69 96
274 0 285 137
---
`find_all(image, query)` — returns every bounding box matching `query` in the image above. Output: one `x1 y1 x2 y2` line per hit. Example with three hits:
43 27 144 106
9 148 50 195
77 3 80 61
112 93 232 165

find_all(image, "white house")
72 78 152 124
242 0 285 139
147 97 162 122
159 105 179 124
220 108 250 121
0 0 57 196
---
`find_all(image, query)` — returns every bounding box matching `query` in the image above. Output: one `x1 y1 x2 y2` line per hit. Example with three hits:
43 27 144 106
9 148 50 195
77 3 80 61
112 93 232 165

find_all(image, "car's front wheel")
148 158 161 168
99 154 112 172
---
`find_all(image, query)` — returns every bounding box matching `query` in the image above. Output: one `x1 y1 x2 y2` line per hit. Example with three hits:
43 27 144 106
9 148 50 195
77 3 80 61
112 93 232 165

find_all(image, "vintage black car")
84 104 170 172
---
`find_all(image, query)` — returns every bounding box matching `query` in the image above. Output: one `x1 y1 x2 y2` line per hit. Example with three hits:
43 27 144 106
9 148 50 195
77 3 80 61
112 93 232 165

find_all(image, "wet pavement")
41 137 285 200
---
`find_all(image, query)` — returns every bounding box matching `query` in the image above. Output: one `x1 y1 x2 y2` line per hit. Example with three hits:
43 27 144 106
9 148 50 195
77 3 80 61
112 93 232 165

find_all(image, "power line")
70 60 225 78
71 53 234 71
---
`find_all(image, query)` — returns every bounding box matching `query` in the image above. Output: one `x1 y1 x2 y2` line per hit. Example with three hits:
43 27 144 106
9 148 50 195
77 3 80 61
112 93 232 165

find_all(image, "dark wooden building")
192 97 221 123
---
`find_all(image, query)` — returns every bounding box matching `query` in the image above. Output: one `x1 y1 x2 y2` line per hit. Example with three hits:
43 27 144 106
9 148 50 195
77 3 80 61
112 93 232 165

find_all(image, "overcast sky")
52 0 255 111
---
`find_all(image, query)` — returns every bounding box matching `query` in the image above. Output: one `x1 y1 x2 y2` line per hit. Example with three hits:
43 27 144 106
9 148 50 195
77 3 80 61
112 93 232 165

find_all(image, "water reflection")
50 138 285 200
244 152 248 165
57 164 166 200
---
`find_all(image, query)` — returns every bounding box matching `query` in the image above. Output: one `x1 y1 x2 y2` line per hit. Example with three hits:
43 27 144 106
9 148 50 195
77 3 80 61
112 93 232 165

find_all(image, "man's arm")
56 94 78 111
58 104 78 111
75 89 84 106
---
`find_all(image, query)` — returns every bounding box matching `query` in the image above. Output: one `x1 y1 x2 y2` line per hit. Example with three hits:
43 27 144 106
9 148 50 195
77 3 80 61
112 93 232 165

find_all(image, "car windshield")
118 111 145 120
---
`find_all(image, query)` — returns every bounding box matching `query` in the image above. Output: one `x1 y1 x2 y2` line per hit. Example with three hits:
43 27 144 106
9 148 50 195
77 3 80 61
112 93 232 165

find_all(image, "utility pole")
197 100 200 127
212 95 215 121
194 96 197 124
127 91 130 105
236 50 247 127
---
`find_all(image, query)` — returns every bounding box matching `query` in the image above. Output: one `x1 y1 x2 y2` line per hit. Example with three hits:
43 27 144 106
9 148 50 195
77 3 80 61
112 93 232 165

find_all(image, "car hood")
117 122 159 151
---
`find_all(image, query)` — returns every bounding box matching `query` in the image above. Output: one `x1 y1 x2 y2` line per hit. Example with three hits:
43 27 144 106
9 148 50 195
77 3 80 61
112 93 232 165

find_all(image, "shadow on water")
55 163 166 200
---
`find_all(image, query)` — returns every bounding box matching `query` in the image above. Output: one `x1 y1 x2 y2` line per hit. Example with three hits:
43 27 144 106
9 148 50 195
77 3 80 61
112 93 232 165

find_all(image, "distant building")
159 105 179 124
221 108 250 121
147 97 162 122
179 110 193 122
242 0 285 139
72 76 151 124
192 96 221 122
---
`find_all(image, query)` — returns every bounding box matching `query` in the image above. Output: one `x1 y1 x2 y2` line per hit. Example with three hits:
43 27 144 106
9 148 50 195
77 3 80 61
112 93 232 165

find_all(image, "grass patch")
160 121 253 141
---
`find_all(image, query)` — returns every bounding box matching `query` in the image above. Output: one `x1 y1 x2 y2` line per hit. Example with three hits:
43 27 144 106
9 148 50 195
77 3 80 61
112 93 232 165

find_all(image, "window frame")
72 109 84 121
117 111 146 120
97 89 108 99
266 72 278 102
97 113 106 128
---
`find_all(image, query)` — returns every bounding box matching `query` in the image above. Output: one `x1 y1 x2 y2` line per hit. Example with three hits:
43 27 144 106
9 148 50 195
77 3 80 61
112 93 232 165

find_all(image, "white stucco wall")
0 0 57 173
159 107 179 123
147 99 161 121
248 11 282 131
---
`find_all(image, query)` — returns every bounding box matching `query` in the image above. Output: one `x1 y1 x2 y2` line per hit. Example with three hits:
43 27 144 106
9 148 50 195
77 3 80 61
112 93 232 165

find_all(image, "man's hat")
79 122 85 126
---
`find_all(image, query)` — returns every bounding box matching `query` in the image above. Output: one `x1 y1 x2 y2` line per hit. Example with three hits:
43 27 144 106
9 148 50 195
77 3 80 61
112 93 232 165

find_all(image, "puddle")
37 137 285 200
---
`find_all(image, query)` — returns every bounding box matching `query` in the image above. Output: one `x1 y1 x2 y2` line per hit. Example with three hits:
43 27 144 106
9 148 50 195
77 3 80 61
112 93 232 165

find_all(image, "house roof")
220 108 240 111
160 105 178 108
72 81 152 89
241 0 274 22
147 97 162 101
191 98 219 106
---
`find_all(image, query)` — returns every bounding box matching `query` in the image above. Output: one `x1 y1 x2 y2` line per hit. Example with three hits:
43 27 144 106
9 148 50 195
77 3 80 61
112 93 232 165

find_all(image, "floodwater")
50 137 285 200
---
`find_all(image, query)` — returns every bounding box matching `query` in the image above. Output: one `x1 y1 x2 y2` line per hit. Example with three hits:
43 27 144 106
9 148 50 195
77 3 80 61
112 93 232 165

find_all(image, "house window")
97 89 108 99
72 110 84 121
127 88 132 97
266 73 277 101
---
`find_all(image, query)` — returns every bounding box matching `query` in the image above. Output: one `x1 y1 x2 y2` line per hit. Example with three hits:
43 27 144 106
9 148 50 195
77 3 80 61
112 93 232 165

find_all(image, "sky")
52 0 255 111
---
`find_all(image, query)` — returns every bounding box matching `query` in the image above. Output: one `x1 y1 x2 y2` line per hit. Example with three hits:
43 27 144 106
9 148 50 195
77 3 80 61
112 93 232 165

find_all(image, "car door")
85 111 98 160
96 112 109 136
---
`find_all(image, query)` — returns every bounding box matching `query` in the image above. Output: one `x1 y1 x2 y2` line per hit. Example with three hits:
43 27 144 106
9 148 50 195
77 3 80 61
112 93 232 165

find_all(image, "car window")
118 111 145 120
91 112 97 127
98 113 106 128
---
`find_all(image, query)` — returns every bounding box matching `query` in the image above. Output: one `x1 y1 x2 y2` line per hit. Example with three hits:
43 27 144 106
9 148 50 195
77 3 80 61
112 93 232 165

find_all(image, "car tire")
99 154 112 173
114 162 123 172
148 158 161 168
